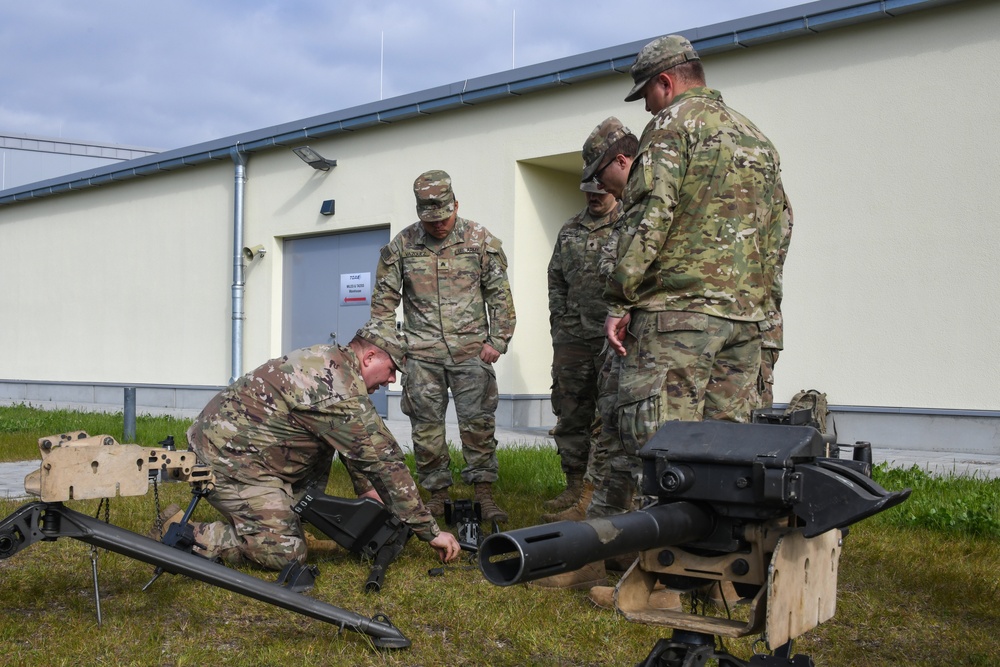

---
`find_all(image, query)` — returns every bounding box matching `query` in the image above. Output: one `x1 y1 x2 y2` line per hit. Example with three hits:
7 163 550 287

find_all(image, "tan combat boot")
542 472 585 512
529 561 607 590
148 503 183 541
588 585 616 609
474 482 508 523
304 531 340 557
589 582 682 611
540 481 594 523
424 488 451 516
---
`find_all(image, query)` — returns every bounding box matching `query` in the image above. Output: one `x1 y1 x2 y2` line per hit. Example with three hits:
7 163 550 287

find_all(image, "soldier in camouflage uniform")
553 35 795 605
370 170 516 523
582 118 649 522
598 34 793 512
530 124 643 590
180 322 461 571
543 179 622 520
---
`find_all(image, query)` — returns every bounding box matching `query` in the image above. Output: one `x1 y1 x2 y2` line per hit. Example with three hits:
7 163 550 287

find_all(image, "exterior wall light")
292 146 337 171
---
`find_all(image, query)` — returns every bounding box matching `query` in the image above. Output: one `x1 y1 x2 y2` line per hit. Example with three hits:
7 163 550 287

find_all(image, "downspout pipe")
230 146 248 384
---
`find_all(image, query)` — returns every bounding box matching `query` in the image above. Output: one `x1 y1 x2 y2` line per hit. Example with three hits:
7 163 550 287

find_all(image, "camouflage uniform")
187 342 438 571
577 118 644 518
589 215 635 517
548 200 621 477
756 197 794 408
371 181 516 490
595 36 791 514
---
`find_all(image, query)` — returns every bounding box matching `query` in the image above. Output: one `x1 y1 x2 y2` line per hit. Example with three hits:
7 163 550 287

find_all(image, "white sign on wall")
339 272 372 306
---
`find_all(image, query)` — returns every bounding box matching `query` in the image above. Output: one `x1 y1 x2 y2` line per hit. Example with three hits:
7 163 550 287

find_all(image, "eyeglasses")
594 158 615 183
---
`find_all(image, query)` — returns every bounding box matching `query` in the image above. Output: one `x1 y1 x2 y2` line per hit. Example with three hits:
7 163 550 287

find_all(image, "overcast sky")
1 1 804 152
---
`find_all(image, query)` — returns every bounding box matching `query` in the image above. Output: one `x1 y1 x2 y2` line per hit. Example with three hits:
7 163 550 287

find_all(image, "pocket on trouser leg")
550 385 562 418
618 394 661 457
478 359 499 414
757 348 777 408
400 374 414 417
593 454 640 515
225 484 305 570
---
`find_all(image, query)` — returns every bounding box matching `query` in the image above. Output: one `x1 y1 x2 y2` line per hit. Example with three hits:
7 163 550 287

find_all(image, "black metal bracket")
444 499 483 553
292 486 411 593
639 631 815 667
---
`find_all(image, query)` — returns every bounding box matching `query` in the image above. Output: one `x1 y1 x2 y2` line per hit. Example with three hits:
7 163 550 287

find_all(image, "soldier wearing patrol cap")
370 170 516 523
542 173 622 521
580 116 638 201
176 320 461 570
599 33 794 514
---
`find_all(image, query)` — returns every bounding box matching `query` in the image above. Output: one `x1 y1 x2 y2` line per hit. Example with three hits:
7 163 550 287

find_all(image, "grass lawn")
0 405 998 665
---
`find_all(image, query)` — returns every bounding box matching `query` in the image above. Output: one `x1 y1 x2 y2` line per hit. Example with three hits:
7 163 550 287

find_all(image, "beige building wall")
1 0 997 449
0 165 234 386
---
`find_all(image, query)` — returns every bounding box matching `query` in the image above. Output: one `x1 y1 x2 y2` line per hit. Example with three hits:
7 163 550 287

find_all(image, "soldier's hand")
430 532 462 563
479 343 501 364
605 313 630 356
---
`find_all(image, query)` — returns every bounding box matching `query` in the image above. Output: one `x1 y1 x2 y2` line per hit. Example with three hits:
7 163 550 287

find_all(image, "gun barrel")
479 501 713 586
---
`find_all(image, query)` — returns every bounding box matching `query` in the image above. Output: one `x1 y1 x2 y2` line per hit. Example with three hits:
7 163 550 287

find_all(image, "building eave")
0 0 964 207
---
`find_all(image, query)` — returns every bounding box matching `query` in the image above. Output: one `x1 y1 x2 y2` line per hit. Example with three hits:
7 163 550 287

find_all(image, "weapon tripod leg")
4 502 411 649
90 545 102 625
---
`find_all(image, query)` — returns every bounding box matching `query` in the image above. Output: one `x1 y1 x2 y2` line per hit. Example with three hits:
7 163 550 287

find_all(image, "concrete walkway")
3 418 998 501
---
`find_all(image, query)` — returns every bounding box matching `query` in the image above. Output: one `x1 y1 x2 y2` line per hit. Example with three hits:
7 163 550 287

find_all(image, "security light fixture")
292 145 338 171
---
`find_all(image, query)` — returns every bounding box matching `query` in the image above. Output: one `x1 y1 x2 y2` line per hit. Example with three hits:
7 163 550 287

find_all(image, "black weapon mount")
292 485 411 593
479 418 911 666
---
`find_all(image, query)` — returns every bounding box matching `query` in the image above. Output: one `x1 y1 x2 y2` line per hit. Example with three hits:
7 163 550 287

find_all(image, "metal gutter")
229 147 249 383
0 133 159 160
0 0 963 207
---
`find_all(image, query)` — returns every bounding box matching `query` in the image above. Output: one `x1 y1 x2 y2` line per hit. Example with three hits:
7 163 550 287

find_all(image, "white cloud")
0 0 803 150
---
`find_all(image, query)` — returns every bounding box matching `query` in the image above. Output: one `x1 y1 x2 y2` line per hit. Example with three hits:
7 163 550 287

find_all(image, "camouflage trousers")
589 349 640 517
550 338 606 476
753 347 780 409
401 356 499 490
589 310 761 516
190 467 329 571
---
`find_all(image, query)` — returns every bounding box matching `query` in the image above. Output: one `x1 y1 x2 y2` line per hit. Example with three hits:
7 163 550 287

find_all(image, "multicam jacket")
548 202 622 344
606 86 790 324
761 196 793 351
372 217 516 363
187 344 438 541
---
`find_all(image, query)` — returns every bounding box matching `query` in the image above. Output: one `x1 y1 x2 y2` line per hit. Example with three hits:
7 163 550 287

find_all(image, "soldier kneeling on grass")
151 320 460 570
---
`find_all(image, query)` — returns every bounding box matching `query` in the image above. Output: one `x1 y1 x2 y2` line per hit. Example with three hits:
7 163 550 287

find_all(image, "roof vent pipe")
230 147 248 383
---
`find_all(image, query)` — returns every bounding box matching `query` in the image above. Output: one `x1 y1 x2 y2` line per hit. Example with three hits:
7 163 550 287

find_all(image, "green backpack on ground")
785 389 830 435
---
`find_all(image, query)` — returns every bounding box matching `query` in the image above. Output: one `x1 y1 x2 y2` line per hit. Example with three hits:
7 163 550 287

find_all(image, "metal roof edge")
0 0 963 207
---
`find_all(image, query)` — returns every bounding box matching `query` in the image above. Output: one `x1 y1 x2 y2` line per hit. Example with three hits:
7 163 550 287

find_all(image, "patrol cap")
580 179 607 194
624 34 700 102
581 117 633 182
356 321 406 370
414 169 456 222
